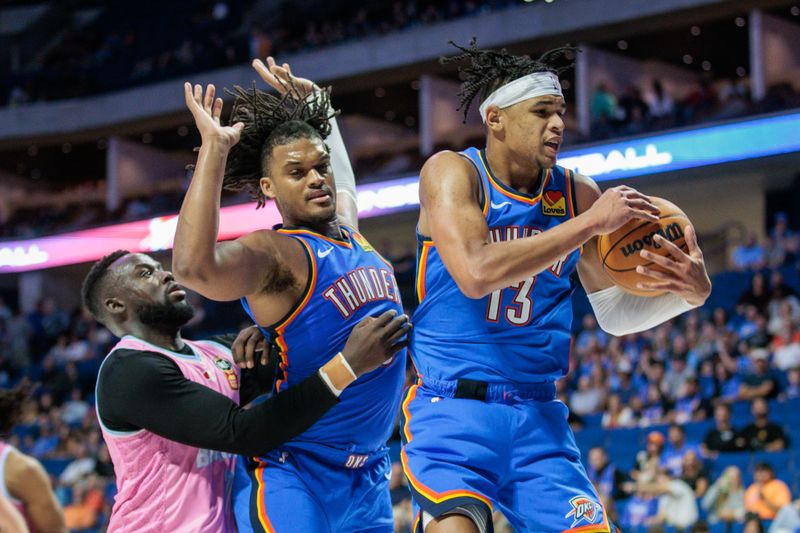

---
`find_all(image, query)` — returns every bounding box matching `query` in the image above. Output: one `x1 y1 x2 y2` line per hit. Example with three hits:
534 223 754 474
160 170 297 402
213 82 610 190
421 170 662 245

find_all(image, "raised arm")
420 151 658 298
252 58 359 228
173 83 294 301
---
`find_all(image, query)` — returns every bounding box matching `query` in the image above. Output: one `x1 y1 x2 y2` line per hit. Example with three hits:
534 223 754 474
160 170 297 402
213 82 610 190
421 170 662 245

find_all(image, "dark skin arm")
417 151 659 299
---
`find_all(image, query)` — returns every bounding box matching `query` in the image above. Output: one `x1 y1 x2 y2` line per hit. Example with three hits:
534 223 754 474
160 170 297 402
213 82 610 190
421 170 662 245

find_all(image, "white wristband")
337 352 357 381
587 285 695 337
318 368 343 397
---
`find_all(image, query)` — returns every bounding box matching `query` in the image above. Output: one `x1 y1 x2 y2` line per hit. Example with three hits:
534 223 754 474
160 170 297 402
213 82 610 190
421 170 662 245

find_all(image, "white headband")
478 72 563 123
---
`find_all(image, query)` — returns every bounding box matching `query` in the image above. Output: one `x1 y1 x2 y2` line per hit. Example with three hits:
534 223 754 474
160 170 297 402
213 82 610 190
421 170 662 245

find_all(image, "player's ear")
485 105 503 133
103 297 126 317
259 176 276 200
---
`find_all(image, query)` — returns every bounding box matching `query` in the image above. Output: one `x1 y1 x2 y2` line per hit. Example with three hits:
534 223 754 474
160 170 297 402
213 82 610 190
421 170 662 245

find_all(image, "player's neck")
128 324 184 352
485 143 543 194
285 216 342 240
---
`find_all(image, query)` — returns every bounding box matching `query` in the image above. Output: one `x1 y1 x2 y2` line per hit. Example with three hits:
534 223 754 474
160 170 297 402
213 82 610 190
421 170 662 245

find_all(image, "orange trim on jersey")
270 239 317 392
272 239 318 331
564 168 576 218
272 334 290 393
400 384 494 511
254 461 276 533
477 150 550 205
401 384 419 442
416 242 433 304
401 448 493 510
277 228 353 248
413 511 422 532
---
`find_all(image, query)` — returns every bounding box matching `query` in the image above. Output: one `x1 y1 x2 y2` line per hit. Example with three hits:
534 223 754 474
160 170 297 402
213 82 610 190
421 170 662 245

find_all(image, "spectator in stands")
701 465 746 526
611 362 639 404
741 397 788 451
766 288 800 336
638 470 699 532
663 351 693 400
703 403 745 454
644 79 674 123
575 314 608 353
590 83 620 135
783 367 800 399
739 272 771 315
745 462 792 521
770 499 800 533
587 446 627 502
771 320 800 371
60 389 89 427
733 233 766 271
661 424 701 477
618 84 649 134
62 475 105 531
569 375 604 416
601 393 634 429
632 431 665 481
640 383 669 427
620 486 658 531
673 376 709 424
680 450 709 498
739 348 780 400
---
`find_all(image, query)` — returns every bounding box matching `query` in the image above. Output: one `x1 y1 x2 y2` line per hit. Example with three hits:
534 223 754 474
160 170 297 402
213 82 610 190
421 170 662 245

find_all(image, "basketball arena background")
1 0 800 531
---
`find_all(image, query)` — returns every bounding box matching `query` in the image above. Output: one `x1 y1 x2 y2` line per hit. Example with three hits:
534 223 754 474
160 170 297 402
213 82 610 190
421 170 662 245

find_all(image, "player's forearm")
462 215 594 298
173 140 228 282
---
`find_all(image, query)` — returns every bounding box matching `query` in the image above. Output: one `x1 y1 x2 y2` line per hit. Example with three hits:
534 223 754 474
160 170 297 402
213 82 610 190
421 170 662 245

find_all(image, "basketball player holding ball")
403 41 712 533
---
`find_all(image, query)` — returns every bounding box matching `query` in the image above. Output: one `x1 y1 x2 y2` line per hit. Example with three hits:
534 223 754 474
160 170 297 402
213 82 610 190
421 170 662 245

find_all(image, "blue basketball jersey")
241 225 406 453
411 147 582 383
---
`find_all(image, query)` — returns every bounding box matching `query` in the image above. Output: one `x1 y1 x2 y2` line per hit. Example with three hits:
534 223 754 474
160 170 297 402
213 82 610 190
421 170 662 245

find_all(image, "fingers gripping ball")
597 197 690 296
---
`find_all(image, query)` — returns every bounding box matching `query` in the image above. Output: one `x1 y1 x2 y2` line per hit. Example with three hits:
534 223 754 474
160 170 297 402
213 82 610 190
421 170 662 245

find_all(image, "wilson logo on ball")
542 190 566 216
618 222 684 258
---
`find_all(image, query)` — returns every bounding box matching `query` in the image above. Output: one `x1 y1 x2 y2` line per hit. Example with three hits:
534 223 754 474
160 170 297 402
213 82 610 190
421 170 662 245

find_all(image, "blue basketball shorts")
399 378 612 533
233 444 393 532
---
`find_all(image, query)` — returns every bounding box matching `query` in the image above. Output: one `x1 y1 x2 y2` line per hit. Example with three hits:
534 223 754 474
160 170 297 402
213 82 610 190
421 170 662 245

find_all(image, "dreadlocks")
223 82 337 208
440 38 576 122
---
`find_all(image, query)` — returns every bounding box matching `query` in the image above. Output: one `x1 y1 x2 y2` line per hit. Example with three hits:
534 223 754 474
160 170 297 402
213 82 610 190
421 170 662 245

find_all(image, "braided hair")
223 81 337 208
440 38 576 122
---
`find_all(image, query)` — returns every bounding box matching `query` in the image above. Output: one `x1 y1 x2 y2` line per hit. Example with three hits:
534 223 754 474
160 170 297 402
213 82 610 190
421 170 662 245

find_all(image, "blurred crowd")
590 78 800 141
1 219 800 530
0 0 514 109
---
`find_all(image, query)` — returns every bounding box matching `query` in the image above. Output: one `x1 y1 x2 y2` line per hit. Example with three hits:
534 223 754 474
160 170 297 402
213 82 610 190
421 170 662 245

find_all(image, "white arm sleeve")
587 285 696 337
327 115 356 203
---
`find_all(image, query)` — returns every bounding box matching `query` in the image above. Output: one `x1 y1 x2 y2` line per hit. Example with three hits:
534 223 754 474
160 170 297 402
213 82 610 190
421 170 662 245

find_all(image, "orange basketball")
597 196 691 296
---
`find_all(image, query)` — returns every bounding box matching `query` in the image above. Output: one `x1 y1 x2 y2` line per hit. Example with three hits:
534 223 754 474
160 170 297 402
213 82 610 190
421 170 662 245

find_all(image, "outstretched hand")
251 57 319 100
184 82 244 148
635 224 712 306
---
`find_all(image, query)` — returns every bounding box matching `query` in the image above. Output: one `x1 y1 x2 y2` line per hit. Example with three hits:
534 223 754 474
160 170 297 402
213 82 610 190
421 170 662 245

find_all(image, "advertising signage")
2 110 799 273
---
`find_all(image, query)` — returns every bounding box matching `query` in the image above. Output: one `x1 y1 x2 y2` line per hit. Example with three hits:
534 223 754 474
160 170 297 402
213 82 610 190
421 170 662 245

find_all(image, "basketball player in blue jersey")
173 60 410 532
404 41 712 533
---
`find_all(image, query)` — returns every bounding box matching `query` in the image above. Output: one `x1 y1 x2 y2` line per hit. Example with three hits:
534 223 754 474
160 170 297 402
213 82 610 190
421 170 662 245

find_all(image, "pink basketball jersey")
97 336 240 532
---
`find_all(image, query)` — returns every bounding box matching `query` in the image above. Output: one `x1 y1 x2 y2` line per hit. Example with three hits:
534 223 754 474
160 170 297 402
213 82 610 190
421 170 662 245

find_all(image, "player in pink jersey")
0 385 66 533
81 250 409 532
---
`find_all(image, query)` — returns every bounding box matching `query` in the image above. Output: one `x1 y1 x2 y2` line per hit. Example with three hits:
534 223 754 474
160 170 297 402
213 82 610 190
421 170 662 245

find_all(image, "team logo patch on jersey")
214 358 239 390
565 495 602 528
542 190 566 216
352 232 375 252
